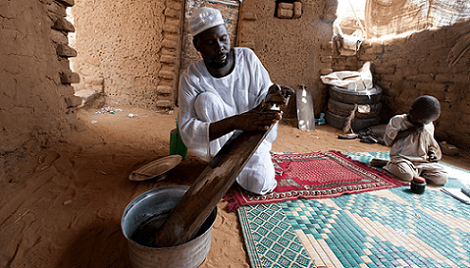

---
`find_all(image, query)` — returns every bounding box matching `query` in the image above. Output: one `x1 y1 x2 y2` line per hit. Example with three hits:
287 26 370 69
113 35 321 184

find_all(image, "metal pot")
121 186 217 268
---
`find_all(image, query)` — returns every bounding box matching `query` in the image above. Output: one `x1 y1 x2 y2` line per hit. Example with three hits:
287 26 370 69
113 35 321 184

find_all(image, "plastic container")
410 177 426 194
170 119 188 159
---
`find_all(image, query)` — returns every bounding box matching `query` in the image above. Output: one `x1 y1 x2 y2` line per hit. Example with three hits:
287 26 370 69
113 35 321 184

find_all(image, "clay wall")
237 0 337 117
70 0 337 116
0 0 78 161
70 0 184 109
330 21 470 149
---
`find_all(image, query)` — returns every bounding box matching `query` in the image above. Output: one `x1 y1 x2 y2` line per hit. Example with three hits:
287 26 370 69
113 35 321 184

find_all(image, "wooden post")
154 126 273 247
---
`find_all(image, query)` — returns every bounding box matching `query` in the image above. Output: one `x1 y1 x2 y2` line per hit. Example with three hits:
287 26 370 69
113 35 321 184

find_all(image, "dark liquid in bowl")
130 209 211 248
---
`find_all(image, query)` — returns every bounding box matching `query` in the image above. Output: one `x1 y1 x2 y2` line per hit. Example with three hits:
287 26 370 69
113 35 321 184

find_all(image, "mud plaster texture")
70 0 338 117
331 21 470 150
69 0 166 108
237 0 337 118
0 0 80 170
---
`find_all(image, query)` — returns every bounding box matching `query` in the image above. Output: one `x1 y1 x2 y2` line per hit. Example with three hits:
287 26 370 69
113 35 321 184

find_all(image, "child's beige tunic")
383 114 447 185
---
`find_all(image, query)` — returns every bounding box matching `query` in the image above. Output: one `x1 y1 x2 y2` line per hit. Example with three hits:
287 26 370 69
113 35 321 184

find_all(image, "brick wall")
69 0 338 114
157 0 185 108
330 21 470 149
1 0 79 168
237 0 337 118
70 0 184 109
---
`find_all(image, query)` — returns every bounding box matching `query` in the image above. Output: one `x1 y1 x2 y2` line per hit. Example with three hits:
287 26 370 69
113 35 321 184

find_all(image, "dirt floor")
1 106 469 268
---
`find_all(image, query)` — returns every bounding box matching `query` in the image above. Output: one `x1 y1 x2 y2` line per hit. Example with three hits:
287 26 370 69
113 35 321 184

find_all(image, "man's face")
194 25 231 69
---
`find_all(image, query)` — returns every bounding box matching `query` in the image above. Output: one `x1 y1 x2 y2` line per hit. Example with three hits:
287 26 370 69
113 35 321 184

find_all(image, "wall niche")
275 0 302 19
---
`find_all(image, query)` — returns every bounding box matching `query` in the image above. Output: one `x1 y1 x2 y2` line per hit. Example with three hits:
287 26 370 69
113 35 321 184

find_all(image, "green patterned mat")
238 152 470 268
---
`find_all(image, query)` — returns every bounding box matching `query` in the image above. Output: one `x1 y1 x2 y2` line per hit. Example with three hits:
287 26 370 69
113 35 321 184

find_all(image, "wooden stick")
347 0 366 38
154 126 273 247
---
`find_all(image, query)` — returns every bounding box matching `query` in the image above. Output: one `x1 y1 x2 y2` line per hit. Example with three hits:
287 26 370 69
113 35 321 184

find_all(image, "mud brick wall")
330 22 470 149
156 0 185 108
70 0 184 109
70 0 338 115
0 0 79 162
237 0 337 118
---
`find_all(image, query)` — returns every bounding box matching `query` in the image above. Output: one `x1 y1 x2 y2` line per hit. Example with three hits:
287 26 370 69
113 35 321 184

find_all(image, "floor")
0 106 468 268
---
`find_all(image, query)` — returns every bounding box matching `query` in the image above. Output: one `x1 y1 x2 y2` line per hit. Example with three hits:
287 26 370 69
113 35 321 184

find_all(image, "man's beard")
208 51 230 69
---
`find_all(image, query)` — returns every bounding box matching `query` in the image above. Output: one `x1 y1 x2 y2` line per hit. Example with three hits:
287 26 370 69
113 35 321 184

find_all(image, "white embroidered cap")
189 7 225 36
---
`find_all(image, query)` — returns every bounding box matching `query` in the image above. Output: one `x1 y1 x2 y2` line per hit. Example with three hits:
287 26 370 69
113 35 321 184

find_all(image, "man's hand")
209 100 282 140
234 100 282 131
208 85 293 141
264 84 295 111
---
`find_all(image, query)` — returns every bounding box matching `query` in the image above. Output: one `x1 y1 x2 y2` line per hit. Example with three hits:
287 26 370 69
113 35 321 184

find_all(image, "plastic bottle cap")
412 177 426 183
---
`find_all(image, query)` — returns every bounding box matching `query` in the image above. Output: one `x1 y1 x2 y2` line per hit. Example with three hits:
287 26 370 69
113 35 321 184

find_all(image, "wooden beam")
154 126 273 247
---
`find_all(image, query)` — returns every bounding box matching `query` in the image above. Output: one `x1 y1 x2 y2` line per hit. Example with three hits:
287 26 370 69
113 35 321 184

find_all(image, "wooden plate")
129 155 183 182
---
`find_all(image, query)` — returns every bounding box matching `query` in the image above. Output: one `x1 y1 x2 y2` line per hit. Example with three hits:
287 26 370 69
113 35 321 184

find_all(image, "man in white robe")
178 7 292 195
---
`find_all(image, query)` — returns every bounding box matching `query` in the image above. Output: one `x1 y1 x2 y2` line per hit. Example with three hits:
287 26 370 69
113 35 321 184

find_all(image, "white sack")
320 62 373 91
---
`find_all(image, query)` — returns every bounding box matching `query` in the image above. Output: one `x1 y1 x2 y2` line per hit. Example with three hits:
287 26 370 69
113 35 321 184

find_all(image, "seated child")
371 95 448 185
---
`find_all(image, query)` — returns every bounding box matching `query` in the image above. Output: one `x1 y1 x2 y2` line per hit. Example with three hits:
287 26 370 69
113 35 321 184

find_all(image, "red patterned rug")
223 151 407 212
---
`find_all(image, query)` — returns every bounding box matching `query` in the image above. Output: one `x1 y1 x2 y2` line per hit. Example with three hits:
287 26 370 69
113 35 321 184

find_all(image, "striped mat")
238 152 470 268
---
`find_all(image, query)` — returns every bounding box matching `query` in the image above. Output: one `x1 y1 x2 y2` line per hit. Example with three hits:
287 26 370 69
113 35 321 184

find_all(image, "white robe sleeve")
178 68 212 161
177 48 275 162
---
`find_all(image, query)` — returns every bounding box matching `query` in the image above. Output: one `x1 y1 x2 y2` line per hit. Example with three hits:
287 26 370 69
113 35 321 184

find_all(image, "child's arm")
389 124 424 145
427 126 441 162
428 150 439 162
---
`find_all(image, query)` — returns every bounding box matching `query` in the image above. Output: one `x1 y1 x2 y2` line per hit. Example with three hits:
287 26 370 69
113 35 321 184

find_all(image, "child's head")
409 95 440 125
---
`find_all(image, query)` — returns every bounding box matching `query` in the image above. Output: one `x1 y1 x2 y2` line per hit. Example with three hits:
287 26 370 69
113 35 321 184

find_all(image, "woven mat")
225 151 407 212
238 152 470 268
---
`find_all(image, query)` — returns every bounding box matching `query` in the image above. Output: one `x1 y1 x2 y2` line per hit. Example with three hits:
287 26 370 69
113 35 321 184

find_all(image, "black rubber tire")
328 85 382 104
325 111 380 132
327 98 382 119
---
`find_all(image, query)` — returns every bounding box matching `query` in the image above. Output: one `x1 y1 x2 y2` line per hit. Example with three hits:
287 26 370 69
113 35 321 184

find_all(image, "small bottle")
410 177 426 194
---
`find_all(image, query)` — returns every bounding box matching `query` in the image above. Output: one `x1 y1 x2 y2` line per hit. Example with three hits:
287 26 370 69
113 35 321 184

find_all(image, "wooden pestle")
153 126 273 247
153 84 292 247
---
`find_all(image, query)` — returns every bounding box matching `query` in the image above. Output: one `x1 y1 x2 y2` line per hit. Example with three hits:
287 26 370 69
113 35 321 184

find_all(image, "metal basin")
121 186 217 268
